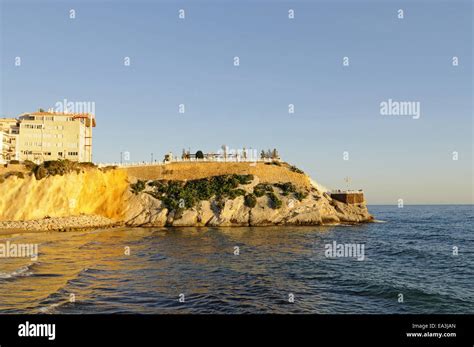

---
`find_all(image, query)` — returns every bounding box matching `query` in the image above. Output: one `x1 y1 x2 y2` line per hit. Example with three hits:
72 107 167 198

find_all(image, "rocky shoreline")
0 215 119 233
0 195 373 233
0 211 372 234
123 177 373 227
0 161 373 232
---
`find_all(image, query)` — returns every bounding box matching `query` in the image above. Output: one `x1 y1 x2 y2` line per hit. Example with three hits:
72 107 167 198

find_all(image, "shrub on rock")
267 192 282 209
244 194 257 208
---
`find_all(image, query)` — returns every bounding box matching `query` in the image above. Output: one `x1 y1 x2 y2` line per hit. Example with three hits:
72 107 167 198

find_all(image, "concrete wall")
331 193 365 204
124 162 311 189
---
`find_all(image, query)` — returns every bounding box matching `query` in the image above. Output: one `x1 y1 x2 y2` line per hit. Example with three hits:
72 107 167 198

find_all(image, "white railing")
96 157 278 168
97 161 168 168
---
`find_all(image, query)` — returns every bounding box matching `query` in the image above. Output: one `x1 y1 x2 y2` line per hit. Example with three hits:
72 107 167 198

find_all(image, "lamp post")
344 176 351 191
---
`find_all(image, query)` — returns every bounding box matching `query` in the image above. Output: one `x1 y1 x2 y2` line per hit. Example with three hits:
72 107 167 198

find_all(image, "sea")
0 205 472 314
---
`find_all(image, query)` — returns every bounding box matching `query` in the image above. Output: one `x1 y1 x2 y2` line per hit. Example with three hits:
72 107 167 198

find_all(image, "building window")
68 151 78 156
23 124 43 129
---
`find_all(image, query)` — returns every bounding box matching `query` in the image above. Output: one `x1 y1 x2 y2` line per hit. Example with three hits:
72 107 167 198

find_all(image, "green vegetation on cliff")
0 171 24 183
0 160 99 182
130 173 309 213
31 160 97 180
289 165 304 174
266 192 282 209
145 174 254 212
273 182 297 196
244 193 257 208
294 191 308 201
131 180 146 195
253 183 273 197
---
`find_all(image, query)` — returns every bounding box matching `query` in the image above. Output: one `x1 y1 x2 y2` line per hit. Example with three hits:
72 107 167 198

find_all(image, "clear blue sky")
1 0 472 204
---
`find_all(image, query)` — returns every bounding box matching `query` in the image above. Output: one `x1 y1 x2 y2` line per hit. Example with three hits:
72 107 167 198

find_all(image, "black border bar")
0 314 472 346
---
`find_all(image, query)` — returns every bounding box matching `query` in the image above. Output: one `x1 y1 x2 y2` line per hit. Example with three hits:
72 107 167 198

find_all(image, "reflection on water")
0 206 473 314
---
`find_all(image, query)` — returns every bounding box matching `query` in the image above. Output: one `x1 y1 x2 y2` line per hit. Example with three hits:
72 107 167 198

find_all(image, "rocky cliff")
0 161 373 230
0 167 129 222
124 174 373 227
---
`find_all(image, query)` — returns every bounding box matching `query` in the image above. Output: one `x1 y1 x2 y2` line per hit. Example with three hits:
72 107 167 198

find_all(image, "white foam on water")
0 262 36 279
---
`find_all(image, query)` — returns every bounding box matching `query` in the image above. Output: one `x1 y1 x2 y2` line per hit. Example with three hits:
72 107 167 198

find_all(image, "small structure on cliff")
330 190 365 204
178 146 273 162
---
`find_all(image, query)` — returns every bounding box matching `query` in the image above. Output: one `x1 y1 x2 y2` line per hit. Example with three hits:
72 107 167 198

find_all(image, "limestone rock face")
124 186 373 227
208 197 249 226
0 168 129 222
197 201 215 225
172 209 199 227
249 196 286 226
124 192 167 227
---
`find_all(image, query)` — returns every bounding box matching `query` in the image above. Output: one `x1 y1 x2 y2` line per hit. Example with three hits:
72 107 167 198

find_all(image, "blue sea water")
0 205 472 314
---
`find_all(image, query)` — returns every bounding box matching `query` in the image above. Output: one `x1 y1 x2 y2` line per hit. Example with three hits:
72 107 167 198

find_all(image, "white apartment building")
0 111 95 163
0 118 20 163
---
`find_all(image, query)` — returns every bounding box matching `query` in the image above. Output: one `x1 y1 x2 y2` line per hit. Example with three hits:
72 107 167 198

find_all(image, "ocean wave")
36 295 85 314
61 267 107 288
0 262 39 280
1 206 472 314
37 302 64 314
36 283 82 314
78 241 102 250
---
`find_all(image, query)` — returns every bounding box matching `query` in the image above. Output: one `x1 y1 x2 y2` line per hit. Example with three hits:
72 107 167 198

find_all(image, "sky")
0 0 472 204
